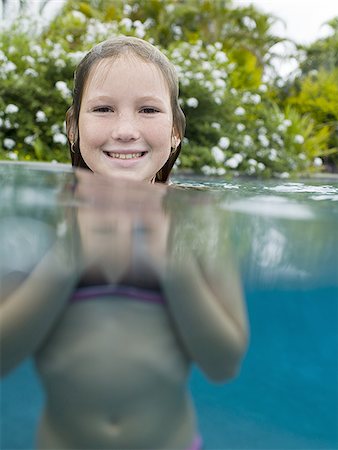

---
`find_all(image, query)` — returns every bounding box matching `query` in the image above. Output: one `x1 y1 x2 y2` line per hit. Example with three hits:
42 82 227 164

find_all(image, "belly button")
109 419 120 436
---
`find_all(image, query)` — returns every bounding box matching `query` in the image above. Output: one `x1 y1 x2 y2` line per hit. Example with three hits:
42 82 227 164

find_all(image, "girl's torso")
35 268 198 449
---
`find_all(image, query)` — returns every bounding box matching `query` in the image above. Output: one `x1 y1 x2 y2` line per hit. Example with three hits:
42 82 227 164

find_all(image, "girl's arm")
0 240 81 377
162 252 249 382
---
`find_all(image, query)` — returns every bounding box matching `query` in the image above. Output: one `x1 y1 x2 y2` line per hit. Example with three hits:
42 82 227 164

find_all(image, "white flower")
123 4 133 14
24 68 38 77
3 61 16 72
50 43 63 60
165 4 175 13
68 51 87 64
172 25 182 37
0 50 7 62
212 69 222 79
55 59 66 68
242 92 251 103
242 16 256 30
248 158 257 166
194 72 204 81
259 84 268 93
251 94 261 104
201 165 215 176
53 133 67 145
243 135 253 147
202 61 212 71
294 134 304 144
298 153 306 160
237 123 245 132
218 136 230 150
211 146 225 163
234 106 245 116
233 153 243 163
36 110 47 122
216 167 226 175
7 151 18 160
211 122 221 130
225 157 239 169
171 48 182 58
5 104 19 114
272 133 283 146
190 49 200 60
279 172 290 179
24 135 35 145
173 157 181 169
143 18 155 29
258 134 270 147
215 51 228 63
22 55 35 65
30 45 42 56
269 149 278 161
215 78 226 89
55 81 72 99
313 157 323 167
72 10 87 21
186 97 199 108
135 26 146 38
4 138 16 149
283 119 292 127
276 79 284 88
257 162 266 171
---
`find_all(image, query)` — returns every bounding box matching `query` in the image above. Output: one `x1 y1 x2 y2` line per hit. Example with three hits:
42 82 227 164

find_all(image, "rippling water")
1 162 337 450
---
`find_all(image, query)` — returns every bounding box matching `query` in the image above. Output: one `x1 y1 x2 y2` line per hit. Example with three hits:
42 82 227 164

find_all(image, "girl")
0 36 248 449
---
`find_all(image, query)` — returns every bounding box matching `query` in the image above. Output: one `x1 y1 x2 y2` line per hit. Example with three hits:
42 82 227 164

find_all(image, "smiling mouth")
104 151 147 160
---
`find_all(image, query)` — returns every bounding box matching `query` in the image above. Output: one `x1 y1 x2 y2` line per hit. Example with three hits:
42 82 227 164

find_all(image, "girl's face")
78 55 178 183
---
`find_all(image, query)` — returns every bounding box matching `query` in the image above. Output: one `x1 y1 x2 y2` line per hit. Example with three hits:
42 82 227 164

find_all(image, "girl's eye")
140 107 160 114
93 106 113 113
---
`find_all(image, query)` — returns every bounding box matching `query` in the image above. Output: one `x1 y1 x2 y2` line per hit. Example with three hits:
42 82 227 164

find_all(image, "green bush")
0 0 335 177
285 69 338 166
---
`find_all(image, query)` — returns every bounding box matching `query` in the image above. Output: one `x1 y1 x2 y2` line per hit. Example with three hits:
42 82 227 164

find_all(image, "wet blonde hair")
66 35 186 183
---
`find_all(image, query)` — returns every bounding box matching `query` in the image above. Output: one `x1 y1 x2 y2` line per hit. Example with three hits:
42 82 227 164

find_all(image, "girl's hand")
74 170 170 283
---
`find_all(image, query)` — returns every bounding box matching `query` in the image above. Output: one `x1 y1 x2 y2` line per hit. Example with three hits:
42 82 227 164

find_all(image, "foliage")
282 19 338 167
0 0 336 177
297 17 338 74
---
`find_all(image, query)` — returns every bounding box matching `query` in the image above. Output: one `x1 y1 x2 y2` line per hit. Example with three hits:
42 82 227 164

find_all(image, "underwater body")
0 162 337 449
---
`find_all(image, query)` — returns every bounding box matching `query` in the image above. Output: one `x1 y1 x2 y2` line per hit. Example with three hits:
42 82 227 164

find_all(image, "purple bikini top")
70 284 165 305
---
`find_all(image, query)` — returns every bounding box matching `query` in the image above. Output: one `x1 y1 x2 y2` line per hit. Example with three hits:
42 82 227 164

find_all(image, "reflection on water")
0 163 337 450
174 175 338 290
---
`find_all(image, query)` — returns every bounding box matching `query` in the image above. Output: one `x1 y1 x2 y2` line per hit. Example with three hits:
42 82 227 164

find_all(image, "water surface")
1 162 337 449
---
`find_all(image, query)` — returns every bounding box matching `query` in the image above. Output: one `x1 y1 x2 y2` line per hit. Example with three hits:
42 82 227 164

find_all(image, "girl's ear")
65 106 76 143
171 131 181 150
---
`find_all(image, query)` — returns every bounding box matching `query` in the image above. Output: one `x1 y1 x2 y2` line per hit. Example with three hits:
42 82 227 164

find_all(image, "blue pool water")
1 163 337 449
1 287 337 449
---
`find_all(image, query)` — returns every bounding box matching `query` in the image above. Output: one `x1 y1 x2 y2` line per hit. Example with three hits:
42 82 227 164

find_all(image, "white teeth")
107 152 144 159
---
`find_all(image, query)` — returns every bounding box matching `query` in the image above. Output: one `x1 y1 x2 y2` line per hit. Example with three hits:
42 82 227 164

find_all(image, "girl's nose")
111 114 140 141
